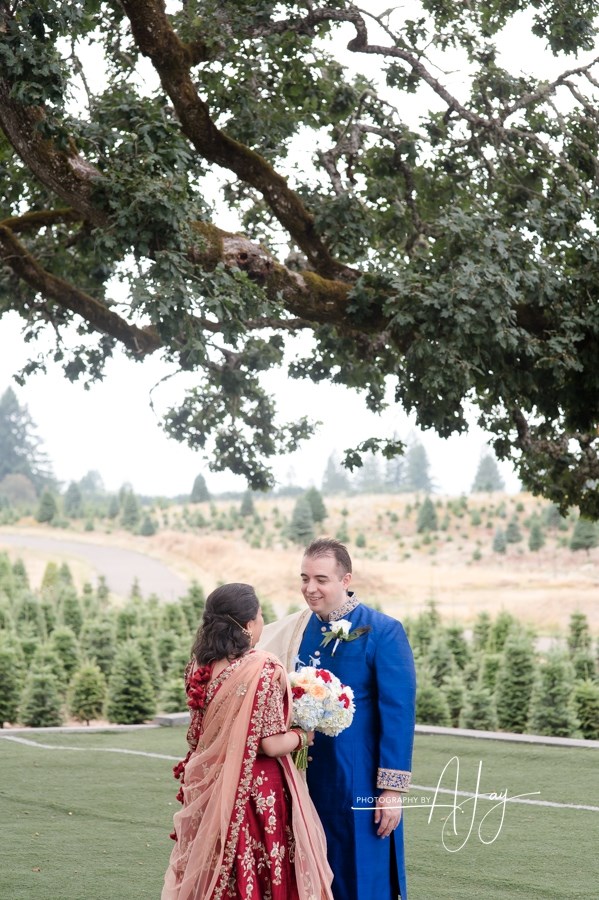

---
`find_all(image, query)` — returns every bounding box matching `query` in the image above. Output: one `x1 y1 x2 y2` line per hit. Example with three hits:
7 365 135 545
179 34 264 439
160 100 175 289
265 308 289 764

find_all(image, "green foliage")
260 598 277 625
80 619 116 677
355 532 366 548
0 388 53 492
528 652 579 737
106 642 156 725
190 473 210 503
460 685 497 731
505 517 523 543
442 673 465 728
304 487 327 523
495 634 537 733
472 611 492 652
19 665 64 727
288 495 315 545
240 490 256 517
488 611 518 652
492 528 507 553
567 612 592 657
321 454 350 494
417 496 438 533
572 679 599 740
68 662 107 726
61 591 83 637
158 676 187 713
0 644 20 725
426 636 455 687
63 482 83 518
120 491 141 530
139 514 157 536
444 625 470 670
50 627 80 678
402 443 433 493
471 454 505 492
36 489 58 523
480 653 502 693
416 675 451 726
569 517 599 551
528 520 545 551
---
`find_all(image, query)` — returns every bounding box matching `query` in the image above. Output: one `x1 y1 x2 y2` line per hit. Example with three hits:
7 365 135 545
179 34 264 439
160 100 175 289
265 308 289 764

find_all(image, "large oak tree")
1 1 599 513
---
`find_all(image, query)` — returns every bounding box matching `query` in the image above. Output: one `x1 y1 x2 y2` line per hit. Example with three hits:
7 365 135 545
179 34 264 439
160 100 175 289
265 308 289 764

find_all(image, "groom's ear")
342 571 352 590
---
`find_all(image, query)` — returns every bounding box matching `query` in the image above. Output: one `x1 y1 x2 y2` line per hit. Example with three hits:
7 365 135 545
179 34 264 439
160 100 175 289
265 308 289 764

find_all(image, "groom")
259 538 416 900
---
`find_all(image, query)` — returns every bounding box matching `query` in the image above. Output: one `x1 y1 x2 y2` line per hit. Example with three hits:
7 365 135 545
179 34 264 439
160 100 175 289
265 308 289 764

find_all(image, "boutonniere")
320 619 372 655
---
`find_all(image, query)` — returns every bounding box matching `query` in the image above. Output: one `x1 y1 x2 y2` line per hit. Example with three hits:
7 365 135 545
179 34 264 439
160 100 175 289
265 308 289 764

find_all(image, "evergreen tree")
157 630 179 674
492 528 507 553
80 619 117 677
61 591 84 637
16 593 46 638
161 603 189 637
321 453 350 494
505 517 523 543
472 612 492 652
139 514 157 536
571 651 596 682
495 634 536 733
182 581 206 619
32 646 68 695
158 676 188 713
471 454 505 492
416 675 451 726
570 517 599 552
116 605 139 642
417 496 438 533
528 652 579 737
63 481 84 517
107 495 120 519
106 642 156 724
480 653 502 692
50 627 81 679
36 489 57 523
190 473 210 503
0 645 20 726
68 663 107 725
261 598 278 625
443 673 465 728
460 685 497 731
121 491 141 529
288 496 315 545
402 442 433 493
134 635 163 694
445 625 470 670
354 452 384 493
572 680 599 740
240 490 255 517
528 520 545 551
426 636 455 687
567 612 592 657
304 487 327 523
19 666 64 727
0 387 53 491
488 611 518 652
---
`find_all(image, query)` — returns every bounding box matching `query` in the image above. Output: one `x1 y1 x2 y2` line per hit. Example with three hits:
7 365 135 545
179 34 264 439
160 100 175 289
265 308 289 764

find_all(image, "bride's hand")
306 730 315 746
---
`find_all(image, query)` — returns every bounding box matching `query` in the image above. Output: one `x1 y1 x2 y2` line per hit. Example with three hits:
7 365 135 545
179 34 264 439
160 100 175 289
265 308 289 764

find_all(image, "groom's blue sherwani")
298 596 416 900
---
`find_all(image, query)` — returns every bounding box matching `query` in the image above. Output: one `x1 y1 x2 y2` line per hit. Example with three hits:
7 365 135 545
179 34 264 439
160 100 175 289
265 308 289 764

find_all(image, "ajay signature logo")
426 755 541 852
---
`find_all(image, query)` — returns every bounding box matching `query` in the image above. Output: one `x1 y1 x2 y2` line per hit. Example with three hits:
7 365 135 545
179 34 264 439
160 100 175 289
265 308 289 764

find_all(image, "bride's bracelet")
290 728 308 751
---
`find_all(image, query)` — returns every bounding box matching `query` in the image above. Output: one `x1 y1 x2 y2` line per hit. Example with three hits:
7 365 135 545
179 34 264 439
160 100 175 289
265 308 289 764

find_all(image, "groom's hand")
374 790 402 838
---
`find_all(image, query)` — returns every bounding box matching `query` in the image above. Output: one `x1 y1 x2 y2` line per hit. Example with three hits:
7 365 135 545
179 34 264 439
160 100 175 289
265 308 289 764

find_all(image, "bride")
162 582 333 900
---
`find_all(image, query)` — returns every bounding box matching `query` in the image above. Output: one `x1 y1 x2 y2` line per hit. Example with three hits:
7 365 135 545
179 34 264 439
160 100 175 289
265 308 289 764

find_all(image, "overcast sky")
2 3 588 497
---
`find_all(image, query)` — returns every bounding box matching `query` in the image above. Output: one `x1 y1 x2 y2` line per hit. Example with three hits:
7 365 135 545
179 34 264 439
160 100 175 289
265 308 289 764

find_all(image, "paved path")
0 532 188 601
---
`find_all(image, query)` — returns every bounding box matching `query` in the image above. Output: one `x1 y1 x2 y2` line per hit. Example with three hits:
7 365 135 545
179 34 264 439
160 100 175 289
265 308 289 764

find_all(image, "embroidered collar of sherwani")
317 590 360 622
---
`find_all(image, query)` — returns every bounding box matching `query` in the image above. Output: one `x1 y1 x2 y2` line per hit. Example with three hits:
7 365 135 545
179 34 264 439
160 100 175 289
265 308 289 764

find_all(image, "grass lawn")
0 728 597 899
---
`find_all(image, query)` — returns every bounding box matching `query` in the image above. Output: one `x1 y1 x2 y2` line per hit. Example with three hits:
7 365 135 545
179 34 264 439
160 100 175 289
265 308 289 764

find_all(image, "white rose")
334 619 352 636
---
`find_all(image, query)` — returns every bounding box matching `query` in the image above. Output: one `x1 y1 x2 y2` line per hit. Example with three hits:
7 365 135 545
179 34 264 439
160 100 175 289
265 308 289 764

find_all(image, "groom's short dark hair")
303 538 352 575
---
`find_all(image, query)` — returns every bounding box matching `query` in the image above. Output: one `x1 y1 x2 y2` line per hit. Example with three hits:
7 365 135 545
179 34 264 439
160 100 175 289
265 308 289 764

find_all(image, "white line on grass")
2 738 598 813
410 784 599 813
0 735 179 761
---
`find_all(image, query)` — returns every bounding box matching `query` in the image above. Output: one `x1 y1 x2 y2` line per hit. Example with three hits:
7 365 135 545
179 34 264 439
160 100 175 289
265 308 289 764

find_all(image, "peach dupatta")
162 649 333 900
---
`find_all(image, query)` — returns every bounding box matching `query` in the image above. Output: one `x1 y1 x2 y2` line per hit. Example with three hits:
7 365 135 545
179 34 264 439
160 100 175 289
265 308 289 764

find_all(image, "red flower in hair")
292 686 306 699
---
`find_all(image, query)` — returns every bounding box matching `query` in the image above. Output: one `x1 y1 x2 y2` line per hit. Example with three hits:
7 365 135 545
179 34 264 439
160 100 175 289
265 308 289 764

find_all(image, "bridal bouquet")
289 666 355 768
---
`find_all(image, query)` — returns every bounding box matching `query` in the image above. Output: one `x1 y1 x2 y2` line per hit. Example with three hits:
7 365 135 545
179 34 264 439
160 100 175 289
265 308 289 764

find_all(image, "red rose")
292 686 306 699
339 693 350 709
316 669 332 683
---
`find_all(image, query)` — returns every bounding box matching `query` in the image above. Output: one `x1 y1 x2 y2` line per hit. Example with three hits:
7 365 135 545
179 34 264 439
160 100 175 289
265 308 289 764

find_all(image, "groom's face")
300 553 352 618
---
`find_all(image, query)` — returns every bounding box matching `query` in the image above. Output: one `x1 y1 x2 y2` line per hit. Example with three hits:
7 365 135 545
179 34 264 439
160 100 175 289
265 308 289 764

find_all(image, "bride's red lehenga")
162 650 333 900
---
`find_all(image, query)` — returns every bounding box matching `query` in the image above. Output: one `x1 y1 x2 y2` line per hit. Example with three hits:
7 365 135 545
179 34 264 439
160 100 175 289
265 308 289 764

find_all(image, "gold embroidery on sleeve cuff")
377 768 412 792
